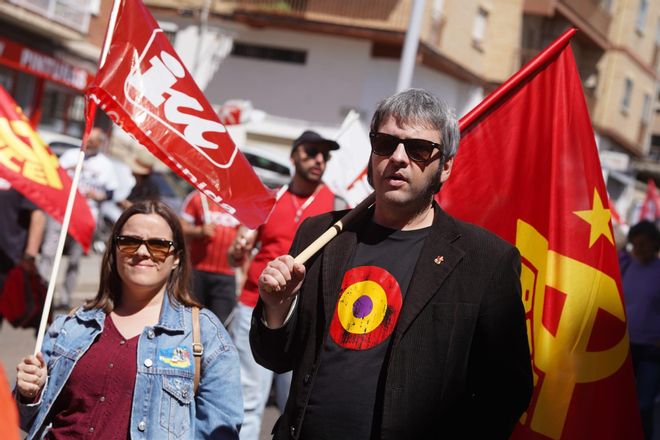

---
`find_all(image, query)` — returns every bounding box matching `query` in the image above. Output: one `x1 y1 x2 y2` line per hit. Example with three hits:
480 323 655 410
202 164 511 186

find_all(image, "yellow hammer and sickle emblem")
0 116 62 189
516 220 628 439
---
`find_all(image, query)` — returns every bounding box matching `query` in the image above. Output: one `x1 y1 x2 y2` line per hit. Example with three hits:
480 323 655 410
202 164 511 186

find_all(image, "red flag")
0 86 95 252
639 179 660 222
0 363 19 440
86 0 275 229
438 29 642 439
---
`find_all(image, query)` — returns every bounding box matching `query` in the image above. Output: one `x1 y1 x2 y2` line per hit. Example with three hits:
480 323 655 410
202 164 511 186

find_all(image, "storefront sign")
0 36 93 91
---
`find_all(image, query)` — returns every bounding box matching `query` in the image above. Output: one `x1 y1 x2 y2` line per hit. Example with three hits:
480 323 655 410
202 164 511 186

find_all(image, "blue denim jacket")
18 294 243 439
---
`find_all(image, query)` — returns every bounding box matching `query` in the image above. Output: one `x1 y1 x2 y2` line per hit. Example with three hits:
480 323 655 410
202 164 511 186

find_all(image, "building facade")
522 0 660 223
145 0 524 125
0 0 112 136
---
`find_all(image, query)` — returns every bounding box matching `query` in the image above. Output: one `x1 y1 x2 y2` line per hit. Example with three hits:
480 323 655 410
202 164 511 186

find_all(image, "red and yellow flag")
438 29 642 439
0 86 95 252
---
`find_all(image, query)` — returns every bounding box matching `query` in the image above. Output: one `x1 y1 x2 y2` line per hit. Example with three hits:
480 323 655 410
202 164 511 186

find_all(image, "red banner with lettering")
0 86 94 252
639 179 660 222
0 36 94 92
438 29 643 439
86 0 275 229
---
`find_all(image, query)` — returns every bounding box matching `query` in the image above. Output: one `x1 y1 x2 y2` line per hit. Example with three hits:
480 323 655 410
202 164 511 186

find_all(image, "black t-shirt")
301 221 429 440
0 184 37 268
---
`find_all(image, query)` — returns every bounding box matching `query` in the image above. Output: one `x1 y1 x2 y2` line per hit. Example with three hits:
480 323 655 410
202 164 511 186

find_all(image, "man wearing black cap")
228 130 345 440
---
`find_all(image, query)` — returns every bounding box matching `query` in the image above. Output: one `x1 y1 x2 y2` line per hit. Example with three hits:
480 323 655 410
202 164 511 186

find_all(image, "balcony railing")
225 0 410 32
9 0 91 34
558 0 611 44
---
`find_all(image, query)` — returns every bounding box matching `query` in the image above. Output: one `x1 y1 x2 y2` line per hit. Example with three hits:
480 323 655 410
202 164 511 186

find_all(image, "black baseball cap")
291 130 340 155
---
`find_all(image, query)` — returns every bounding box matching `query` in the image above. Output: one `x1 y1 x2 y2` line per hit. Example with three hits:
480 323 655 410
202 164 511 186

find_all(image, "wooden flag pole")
292 112 373 264
293 191 375 265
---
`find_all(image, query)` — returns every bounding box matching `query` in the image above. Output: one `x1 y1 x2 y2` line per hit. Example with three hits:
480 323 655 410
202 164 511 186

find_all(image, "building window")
642 93 651 124
472 7 489 50
89 0 101 16
38 83 85 137
599 0 613 13
635 0 648 34
621 78 633 114
431 0 444 21
231 42 307 65
0 65 15 92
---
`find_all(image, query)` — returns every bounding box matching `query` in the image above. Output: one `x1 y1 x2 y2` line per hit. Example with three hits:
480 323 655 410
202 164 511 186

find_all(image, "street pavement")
0 252 279 439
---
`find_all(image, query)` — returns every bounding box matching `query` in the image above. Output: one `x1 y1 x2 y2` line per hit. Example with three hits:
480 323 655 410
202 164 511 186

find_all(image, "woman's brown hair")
85 200 199 312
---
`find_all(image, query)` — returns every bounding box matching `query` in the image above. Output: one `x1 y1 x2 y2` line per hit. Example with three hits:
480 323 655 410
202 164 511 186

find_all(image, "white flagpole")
200 193 211 224
34 0 123 354
34 150 88 353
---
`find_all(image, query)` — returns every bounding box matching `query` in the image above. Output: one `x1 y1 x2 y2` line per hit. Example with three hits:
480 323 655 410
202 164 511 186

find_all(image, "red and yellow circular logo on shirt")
329 266 403 350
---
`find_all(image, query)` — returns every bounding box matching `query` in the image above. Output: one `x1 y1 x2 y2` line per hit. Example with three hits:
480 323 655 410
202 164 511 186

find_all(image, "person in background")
181 190 241 326
39 128 119 309
15 200 242 439
118 153 161 209
253 89 532 439
228 130 344 440
620 220 660 440
0 179 45 325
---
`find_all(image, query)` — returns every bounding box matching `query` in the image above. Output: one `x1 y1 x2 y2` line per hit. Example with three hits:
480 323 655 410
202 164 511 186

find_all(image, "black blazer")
251 203 533 439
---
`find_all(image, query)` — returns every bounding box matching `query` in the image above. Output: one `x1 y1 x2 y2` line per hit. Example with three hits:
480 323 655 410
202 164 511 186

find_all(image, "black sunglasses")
369 132 442 163
301 145 331 161
115 235 175 260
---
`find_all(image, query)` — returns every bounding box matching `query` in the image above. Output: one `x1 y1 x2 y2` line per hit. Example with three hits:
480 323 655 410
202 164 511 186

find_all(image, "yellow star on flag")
573 188 614 248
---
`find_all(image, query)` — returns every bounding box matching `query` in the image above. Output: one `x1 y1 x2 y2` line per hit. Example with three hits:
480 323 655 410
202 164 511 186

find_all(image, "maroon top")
46 315 138 439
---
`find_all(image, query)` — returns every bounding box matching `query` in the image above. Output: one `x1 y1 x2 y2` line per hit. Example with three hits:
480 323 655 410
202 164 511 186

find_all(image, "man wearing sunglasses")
251 89 533 439
228 130 346 440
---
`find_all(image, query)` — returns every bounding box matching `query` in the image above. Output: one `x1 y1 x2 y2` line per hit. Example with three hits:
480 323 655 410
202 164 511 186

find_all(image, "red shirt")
46 315 137 440
181 191 240 275
239 185 336 307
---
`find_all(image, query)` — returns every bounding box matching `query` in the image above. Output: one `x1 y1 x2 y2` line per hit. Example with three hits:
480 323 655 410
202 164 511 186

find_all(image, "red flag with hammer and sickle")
439 29 643 439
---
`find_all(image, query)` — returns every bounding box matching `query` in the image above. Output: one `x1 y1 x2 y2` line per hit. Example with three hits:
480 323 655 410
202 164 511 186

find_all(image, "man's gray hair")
370 88 460 158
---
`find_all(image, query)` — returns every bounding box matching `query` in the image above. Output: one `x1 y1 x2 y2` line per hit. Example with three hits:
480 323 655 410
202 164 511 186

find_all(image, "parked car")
240 145 291 188
37 130 82 157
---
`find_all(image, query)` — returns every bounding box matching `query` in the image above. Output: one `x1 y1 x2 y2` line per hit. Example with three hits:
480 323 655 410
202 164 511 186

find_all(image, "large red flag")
86 0 275 229
639 179 660 222
0 86 95 252
438 29 642 439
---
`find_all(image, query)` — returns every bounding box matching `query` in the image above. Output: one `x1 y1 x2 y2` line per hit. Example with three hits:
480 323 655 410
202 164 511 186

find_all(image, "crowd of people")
0 88 658 439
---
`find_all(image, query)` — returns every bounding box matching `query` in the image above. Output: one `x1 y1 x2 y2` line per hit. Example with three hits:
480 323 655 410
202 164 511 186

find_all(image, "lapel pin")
434 255 445 265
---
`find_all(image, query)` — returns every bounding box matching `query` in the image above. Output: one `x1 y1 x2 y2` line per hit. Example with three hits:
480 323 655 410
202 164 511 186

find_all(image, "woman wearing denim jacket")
15 200 243 439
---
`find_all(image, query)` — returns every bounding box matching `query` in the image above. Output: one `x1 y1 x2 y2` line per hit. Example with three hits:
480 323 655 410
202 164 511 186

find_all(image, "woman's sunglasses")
115 235 175 260
369 132 442 163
